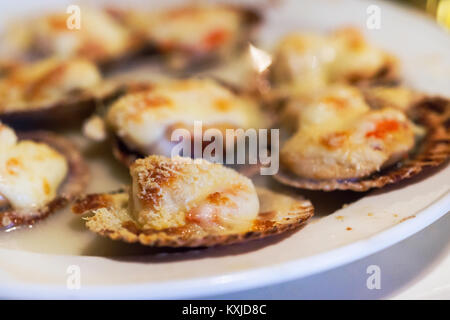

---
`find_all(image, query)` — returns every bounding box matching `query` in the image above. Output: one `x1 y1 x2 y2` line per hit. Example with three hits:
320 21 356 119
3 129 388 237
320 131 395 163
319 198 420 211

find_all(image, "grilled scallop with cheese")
129 156 259 233
107 78 267 165
0 122 89 228
275 85 438 191
270 27 397 99
4 7 142 67
73 155 313 247
114 5 260 70
0 57 118 127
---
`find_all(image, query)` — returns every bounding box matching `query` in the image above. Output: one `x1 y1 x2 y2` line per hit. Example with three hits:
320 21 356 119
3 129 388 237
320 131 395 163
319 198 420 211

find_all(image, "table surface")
200 211 450 300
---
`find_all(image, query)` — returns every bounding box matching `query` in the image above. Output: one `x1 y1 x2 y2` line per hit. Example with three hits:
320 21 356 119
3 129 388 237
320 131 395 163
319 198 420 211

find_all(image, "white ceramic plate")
0 0 449 299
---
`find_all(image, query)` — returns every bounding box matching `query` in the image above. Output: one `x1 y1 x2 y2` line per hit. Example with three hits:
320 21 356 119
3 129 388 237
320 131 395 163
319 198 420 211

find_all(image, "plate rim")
1 190 448 299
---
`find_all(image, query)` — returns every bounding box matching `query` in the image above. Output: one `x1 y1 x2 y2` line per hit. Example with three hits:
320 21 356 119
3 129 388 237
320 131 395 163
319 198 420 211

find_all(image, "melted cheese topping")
281 85 415 180
0 57 101 112
8 7 133 62
0 123 68 212
271 27 394 97
123 6 242 55
107 78 265 155
129 155 259 233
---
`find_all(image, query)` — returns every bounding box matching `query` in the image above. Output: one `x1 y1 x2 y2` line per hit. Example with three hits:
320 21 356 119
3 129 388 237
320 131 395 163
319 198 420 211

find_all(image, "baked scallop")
275 85 450 191
73 155 313 247
112 4 261 70
106 78 268 165
0 122 89 229
269 27 398 100
4 6 143 68
0 57 119 128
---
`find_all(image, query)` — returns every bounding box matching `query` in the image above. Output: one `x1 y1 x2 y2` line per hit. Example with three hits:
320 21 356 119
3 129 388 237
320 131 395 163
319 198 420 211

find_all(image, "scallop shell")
11 9 149 74
0 131 90 229
253 41 400 106
167 6 261 71
0 81 122 129
113 6 261 72
274 96 450 192
111 135 142 167
72 188 313 248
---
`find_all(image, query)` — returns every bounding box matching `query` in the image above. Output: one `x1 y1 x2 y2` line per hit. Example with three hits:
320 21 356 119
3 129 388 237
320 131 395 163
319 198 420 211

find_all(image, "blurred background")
399 0 450 29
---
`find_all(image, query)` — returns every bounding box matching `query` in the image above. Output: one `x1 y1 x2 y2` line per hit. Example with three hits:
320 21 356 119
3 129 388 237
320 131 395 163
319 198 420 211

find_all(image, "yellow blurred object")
400 0 450 30
435 0 450 29
424 0 450 29
426 0 439 14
